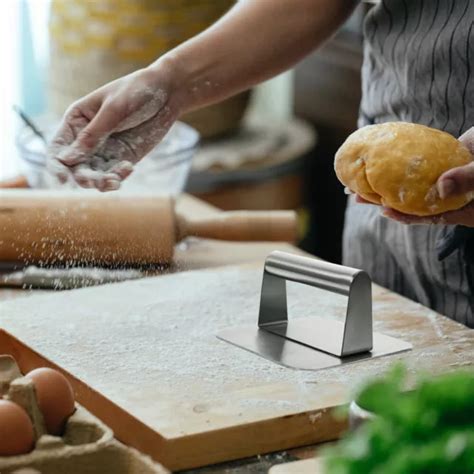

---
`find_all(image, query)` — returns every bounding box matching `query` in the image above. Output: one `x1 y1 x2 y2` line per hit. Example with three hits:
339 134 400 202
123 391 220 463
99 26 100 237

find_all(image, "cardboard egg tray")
0 355 168 474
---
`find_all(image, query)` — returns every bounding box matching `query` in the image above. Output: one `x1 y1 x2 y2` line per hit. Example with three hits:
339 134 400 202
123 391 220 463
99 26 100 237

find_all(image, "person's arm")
48 0 358 191
162 0 359 113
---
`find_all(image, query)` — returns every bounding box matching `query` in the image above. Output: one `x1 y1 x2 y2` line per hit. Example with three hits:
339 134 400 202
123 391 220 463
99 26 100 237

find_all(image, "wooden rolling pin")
0 175 29 189
0 191 297 265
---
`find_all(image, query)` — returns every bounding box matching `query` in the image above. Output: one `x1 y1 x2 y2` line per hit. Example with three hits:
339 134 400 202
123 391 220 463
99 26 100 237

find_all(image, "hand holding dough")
334 122 474 216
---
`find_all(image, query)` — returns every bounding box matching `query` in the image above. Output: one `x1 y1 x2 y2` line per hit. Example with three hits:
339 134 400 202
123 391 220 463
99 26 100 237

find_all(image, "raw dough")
334 122 474 216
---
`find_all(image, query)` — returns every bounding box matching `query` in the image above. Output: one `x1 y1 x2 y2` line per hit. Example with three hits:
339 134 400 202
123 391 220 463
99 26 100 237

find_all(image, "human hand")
353 193 474 226
47 63 180 192
364 128 474 227
383 201 474 226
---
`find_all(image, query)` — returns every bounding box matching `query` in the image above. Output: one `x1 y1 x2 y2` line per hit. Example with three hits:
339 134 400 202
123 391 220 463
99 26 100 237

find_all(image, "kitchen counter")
0 194 472 473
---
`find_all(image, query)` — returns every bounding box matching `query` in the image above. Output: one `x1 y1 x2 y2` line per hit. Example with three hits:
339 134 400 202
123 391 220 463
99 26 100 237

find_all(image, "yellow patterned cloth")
50 0 232 62
48 1 233 114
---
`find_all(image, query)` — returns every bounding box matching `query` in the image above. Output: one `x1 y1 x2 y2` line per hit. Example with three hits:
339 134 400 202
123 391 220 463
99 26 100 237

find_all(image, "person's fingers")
434 128 474 199
382 207 439 225
76 101 123 149
101 178 121 192
72 166 103 188
383 201 474 227
74 174 95 189
458 126 474 155
108 161 134 180
47 117 83 169
49 85 175 191
49 120 91 167
72 165 122 192
434 201 474 227
57 103 124 167
355 195 374 204
95 173 121 192
46 157 70 184
437 162 474 199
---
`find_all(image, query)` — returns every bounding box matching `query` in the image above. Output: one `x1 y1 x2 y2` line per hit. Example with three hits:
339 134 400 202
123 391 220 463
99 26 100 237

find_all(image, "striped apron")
343 0 474 327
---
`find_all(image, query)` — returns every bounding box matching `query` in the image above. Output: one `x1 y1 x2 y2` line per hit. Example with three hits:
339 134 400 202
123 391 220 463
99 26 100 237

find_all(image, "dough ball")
334 122 474 216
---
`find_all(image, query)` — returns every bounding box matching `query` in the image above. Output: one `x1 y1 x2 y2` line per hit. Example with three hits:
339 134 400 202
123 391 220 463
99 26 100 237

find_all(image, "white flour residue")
49 86 187 191
71 87 171 188
44 121 197 194
309 412 323 424
0 266 471 436
1 266 143 290
398 186 406 204
424 185 439 204
406 156 424 178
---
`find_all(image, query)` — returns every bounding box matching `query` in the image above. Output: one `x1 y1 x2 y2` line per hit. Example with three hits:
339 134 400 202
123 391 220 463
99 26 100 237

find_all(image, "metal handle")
258 251 373 357
264 251 361 296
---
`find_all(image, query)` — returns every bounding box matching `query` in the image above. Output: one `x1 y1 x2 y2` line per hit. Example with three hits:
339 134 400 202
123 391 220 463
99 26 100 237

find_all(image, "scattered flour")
49 87 183 190
398 186 406 203
1 266 143 290
0 265 470 437
309 412 323 424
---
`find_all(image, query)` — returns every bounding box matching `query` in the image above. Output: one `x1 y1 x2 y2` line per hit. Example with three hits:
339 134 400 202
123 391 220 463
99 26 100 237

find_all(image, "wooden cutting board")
0 263 472 471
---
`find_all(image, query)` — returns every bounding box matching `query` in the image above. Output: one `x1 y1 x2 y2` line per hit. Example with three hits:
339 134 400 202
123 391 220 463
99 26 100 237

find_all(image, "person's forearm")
151 0 358 114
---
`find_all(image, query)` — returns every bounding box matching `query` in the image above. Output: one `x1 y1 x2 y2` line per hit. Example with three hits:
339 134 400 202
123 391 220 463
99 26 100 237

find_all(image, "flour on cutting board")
1 266 144 290
0 265 471 437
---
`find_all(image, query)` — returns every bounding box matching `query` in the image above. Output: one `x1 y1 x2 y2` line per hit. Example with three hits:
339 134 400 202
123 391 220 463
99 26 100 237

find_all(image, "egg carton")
0 355 168 474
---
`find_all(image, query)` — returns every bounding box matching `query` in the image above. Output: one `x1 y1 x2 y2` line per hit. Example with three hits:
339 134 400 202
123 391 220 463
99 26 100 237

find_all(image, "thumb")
437 162 474 199
58 102 122 165
436 127 474 199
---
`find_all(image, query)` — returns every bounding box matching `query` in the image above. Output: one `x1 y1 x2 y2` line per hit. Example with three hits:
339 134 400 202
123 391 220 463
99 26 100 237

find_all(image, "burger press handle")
218 251 412 371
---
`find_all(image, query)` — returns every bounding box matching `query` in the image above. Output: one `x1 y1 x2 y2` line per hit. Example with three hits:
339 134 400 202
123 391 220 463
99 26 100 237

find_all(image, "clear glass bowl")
17 121 199 196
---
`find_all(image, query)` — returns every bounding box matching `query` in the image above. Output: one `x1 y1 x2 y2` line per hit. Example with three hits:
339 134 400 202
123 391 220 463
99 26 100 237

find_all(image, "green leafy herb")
323 367 474 474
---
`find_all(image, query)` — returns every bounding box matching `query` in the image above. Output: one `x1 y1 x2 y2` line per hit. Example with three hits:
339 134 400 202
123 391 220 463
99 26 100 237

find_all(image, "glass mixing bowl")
17 121 199 196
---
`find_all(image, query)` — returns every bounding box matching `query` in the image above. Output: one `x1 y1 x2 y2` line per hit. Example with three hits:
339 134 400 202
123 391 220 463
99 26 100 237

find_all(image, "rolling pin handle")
175 211 298 243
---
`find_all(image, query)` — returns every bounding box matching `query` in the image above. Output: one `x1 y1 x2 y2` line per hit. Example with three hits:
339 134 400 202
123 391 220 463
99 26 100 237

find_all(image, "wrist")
147 52 193 115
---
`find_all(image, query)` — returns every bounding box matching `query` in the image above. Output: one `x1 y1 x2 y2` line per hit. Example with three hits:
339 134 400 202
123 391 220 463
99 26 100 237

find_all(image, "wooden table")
0 193 303 473
0 194 472 474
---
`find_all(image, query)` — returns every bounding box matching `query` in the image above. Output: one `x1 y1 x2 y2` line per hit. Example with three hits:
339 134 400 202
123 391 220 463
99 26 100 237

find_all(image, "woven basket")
48 0 249 138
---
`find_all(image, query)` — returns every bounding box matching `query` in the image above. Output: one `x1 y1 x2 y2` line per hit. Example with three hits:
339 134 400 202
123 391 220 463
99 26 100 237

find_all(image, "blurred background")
0 0 368 263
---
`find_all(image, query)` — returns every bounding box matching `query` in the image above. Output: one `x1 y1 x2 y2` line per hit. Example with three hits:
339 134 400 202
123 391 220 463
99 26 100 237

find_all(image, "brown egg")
26 368 75 436
0 399 35 455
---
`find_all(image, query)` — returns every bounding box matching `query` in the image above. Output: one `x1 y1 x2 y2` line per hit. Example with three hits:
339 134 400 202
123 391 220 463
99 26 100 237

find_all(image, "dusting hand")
369 127 474 227
47 64 180 192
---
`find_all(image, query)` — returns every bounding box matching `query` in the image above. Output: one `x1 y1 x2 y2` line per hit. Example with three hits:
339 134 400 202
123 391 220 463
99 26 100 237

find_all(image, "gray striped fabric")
343 0 474 327
360 0 473 135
